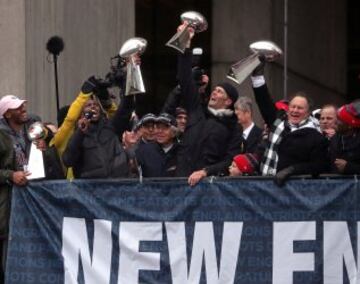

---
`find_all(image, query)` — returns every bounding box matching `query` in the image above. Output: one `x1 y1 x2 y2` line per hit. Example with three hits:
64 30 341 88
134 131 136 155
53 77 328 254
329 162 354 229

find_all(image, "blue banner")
5 178 360 284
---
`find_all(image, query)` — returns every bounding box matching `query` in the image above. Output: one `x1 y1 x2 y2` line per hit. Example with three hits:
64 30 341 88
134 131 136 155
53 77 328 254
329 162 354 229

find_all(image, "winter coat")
62 97 133 179
0 130 15 237
176 50 243 176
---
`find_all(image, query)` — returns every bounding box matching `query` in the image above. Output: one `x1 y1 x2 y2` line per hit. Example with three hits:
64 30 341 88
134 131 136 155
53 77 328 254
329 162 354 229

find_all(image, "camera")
192 67 206 86
105 55 127 87
84 111 94 120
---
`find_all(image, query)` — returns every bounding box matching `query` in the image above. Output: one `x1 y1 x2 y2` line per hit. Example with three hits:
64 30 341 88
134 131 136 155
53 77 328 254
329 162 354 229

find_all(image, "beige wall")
0 0 346 124
0 0 134 123
212 0 347 124
25 0 135 123
0 0 26 99
212 0 273 125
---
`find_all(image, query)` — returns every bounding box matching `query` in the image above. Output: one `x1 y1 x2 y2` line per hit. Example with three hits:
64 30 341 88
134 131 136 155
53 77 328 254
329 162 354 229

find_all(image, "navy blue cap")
139 113 156 127
156 113 177 127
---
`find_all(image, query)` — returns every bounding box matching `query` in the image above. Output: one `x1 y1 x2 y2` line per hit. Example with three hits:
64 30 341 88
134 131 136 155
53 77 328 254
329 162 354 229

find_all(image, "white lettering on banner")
62 217 112 284
118 222 162 284
165 222 243 284
323 222 360 284
273 221 316 283
60 219 360 283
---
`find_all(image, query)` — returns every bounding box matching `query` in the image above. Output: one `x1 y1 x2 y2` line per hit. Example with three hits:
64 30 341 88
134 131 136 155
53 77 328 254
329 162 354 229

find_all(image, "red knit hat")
233 153 259 174
337 100 360 128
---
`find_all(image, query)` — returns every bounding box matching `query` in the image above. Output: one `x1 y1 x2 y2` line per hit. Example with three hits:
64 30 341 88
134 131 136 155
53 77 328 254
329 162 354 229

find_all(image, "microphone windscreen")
46 36 65 56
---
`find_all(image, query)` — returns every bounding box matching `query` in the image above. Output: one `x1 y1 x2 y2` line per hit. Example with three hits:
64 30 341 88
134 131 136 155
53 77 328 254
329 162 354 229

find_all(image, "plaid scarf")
261 116 320 176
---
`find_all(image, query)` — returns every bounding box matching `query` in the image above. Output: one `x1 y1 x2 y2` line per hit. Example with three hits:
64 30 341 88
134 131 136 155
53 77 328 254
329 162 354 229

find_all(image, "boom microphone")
46 36 65 56
46 36 65 113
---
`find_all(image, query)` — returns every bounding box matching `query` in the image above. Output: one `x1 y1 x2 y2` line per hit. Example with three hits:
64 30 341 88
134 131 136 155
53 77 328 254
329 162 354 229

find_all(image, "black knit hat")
217 82 239 106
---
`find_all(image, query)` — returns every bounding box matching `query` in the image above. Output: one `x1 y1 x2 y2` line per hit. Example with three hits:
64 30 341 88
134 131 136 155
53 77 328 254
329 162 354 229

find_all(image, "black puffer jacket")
63 97 133 179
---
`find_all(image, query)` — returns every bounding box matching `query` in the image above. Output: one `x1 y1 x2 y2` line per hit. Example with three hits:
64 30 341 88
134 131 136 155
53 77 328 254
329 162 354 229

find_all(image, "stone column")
0 0 26 99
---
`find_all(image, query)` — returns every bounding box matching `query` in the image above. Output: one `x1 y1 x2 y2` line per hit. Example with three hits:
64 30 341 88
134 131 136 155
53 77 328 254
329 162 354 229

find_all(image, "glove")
274 166 295 187
252 55 266 76
81 76 100 94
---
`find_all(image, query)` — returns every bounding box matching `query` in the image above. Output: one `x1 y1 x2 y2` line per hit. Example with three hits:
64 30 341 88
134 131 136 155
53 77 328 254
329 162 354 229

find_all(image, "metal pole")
284 0 288 99
53 54 60 112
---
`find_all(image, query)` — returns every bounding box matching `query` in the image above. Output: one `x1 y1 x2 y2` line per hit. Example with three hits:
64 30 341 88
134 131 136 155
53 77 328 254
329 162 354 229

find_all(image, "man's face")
208 87 232 110
287 96 310 125
5 103 28 125
141 121 156 142
176 113 187 133
155 123 175 146
320 106 337 131
82 99 101 122
234 108 251 127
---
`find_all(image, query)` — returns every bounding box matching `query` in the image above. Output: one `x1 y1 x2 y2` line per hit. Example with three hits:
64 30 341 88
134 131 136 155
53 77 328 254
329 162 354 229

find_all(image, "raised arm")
252 78 277 126
111 95 134 137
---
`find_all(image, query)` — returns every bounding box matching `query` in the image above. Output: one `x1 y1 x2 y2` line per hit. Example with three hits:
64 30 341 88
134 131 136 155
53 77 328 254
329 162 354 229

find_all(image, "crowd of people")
0 22 360 280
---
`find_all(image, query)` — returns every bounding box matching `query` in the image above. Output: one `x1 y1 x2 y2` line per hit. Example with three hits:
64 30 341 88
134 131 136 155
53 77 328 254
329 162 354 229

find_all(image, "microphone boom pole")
46 36 64 113
53 54 60 112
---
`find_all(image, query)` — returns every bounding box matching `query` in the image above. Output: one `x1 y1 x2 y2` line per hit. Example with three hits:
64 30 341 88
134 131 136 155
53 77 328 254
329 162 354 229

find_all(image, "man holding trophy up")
170 17 243 186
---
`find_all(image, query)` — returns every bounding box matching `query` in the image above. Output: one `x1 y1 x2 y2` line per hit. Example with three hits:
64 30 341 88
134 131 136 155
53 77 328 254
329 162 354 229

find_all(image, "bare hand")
11 171 31 186
34 139 47 151
323 128 336 138
177 21 195 48
188 170 207 187
129 53 141 66
122 131 139 149
334 159 347 173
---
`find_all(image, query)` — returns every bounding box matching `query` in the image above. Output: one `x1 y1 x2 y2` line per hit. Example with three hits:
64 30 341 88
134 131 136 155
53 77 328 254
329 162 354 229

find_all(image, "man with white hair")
251 63 328 186
234 96 263 153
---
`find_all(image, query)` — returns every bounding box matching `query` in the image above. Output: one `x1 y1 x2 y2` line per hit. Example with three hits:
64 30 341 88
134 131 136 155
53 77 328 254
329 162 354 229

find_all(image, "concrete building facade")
0 0 347 123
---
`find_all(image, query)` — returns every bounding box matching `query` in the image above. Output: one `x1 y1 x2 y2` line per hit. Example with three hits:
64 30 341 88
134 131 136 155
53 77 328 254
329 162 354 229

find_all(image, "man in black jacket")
62 93 133 179
174 23 243 186
136 113 179 178
251 66 328 186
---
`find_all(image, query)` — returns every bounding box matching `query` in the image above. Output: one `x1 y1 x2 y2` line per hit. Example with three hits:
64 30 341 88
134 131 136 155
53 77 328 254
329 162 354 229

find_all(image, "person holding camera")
62 89 134 178
174 23 244 186
50 54 140 178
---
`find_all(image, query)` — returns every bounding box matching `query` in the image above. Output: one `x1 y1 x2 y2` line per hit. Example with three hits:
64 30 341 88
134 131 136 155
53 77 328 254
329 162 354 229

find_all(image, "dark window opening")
347 0 360 101
135 0 212 117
